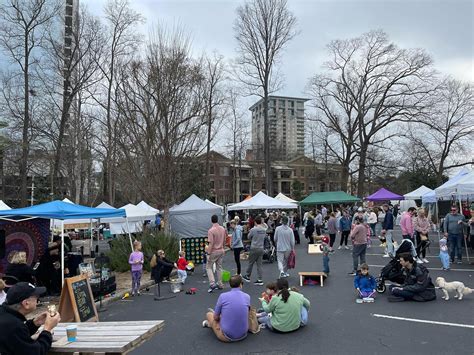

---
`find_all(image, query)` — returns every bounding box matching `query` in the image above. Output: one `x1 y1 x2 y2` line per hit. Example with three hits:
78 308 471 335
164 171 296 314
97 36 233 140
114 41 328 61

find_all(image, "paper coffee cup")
66 325 77 342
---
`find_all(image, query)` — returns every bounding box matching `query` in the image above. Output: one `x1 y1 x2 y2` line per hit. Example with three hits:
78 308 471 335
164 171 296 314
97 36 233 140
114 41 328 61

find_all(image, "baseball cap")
5 282 46 305
357 207 364 212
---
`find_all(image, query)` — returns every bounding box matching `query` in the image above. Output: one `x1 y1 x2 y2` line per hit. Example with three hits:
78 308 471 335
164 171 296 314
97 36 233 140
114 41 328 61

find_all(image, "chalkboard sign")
59 275 98 322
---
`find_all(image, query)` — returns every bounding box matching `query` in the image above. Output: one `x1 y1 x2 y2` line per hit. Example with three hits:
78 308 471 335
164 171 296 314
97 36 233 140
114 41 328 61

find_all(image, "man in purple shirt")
202 275 250 342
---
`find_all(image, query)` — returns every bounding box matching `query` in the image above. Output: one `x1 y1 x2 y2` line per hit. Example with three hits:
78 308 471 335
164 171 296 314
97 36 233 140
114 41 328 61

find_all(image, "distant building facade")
250 96 308 161
201 151 342 205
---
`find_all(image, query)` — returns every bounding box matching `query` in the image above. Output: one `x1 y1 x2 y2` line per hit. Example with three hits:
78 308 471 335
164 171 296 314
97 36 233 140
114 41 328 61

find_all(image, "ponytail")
276 278 290 303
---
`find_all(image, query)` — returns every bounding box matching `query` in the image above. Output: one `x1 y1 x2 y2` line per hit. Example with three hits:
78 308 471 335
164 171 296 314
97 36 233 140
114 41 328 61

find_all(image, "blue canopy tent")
0 200 126 285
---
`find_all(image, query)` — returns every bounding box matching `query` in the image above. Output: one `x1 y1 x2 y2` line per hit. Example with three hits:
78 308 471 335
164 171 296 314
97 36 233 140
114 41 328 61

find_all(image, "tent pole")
61 220 65 287
90 218 93 256
125 218 133 251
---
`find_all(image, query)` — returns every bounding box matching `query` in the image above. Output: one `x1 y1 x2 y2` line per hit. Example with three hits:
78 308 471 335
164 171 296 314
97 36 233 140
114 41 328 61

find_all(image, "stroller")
262 234 276 263
376 239 417 293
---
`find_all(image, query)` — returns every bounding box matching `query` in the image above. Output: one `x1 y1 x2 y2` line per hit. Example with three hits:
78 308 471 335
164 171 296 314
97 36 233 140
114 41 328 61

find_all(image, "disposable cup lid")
66 325 77 330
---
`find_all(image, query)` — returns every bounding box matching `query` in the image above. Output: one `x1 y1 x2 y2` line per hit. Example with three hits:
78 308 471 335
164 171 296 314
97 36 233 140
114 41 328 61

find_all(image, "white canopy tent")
274 192 298 203
137 200 160 214
228 191 298 211
169 194 222 238
435 169 474 200
102 203 157 235
0 200 11 210
96 202 115 209
404 185 434 200
205 199 224 210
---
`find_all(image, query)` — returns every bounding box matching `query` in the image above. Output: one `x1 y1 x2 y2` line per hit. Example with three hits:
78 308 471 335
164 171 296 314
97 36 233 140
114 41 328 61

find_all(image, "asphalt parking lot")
101 228 474 355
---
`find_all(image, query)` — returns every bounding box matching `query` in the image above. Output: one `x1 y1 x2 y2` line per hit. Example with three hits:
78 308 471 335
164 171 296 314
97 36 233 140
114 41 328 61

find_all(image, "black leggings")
415 232 428 258
233 247 243 275
293 229 300 244
340 231 349 246
329 234 336 248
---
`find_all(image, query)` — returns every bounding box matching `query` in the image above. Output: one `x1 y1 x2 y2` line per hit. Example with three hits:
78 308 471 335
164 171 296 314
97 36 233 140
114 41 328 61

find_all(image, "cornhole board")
308 244 323 254
299 271 327 287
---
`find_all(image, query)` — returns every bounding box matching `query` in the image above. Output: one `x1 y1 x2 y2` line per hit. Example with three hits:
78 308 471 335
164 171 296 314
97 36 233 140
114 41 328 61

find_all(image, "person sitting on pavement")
274 216 295 278
258 278 310 332
0 282 61 355
202 275 250 342
388 253 436 302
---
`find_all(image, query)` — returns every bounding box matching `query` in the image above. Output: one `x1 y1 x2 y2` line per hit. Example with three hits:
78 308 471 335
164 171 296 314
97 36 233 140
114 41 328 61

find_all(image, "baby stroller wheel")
376 282 386 293
269 254 275 263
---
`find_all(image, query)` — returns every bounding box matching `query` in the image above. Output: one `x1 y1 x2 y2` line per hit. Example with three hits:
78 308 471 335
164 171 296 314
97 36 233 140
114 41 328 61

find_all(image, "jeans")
385 230 395 256
323 254 330 273
258 314 273 330
206 251 224 287
277 250 291 274
359 290 375 298
390 285 415 300
448 234 463 261
300 306 308 326
233 247 243 275
439 251 450 269
369 223 376 237
352 244 367 272
245 249 264 280
177 269 187 284
131 270 142 294
340 230 349 246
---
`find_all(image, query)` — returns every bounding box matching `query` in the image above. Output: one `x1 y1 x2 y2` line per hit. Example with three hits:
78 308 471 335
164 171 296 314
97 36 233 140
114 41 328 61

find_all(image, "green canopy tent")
299 191 360 206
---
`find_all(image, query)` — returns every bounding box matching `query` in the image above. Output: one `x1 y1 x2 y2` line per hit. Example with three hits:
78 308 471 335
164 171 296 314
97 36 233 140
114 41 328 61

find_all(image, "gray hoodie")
274 224 295 252
248 225 267 249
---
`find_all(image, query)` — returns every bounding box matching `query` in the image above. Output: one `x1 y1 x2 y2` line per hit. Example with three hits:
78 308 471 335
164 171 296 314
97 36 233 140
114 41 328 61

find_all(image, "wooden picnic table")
48 320 164 355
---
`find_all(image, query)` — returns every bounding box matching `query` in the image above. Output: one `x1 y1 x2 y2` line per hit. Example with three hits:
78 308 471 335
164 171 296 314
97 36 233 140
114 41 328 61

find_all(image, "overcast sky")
84 0 474 100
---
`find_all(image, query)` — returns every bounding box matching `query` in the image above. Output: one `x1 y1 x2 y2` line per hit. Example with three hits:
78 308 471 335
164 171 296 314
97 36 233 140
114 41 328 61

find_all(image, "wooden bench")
299 272 327 287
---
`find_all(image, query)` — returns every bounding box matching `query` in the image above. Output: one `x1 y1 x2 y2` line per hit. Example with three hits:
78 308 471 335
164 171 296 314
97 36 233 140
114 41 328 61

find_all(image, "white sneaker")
344 246 350 250
383 254 390 258
338 246 342 250
422 258 429 263
202 320 209 328
416 258 424 264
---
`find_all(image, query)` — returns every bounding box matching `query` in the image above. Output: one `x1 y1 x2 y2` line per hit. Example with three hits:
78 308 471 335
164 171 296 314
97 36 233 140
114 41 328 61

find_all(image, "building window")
300 169 305 177
219 166 229 176
219 180 224 189
261 183 266 190
209 165 214 175
225 181 230 189
210 180 215 189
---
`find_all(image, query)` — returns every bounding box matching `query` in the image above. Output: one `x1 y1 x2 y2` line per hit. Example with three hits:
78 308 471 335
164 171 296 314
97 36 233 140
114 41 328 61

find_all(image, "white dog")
436 277 472 301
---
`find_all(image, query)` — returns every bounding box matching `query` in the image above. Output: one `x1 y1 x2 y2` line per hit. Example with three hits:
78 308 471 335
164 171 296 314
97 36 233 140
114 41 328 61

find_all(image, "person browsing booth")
0 282 61 355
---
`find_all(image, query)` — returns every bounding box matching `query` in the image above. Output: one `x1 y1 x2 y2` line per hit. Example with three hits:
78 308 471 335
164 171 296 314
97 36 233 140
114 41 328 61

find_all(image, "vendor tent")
275 193 297 203
96 202 115 209
0 200 11 210
227 191 297 211
404 185 434 200
169 194 222 238
365 188 404 201
299 191 360 205
102 204 157 235
0 200 126 285
435 169 473 200
137 200 160 214
205 199 224 210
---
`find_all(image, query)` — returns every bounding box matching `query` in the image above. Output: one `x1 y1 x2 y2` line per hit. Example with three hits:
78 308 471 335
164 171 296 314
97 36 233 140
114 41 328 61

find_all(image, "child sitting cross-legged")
257 282 277 318
354 263 376 300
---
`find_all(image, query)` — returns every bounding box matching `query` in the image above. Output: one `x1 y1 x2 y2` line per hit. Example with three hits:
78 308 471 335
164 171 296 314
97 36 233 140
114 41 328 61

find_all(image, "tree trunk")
263 89 272 196
20 39 30 206
357 145 368 197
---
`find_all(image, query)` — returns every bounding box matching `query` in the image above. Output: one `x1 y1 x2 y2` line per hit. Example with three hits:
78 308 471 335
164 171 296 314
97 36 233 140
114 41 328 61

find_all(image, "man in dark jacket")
0 282 61 355
388 253 436 302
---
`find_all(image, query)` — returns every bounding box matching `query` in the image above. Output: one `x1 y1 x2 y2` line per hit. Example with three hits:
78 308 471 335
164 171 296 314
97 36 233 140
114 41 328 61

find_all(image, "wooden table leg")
300 275 303 287
320 275 323 287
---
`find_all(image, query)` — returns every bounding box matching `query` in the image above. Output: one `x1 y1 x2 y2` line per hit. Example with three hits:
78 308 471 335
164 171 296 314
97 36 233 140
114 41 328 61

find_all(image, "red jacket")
177 257 187 271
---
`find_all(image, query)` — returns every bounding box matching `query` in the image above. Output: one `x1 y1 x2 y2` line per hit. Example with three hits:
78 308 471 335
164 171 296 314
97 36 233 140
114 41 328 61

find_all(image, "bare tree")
95 0 144 204
0 0 60 205
408 78 473 184
309 30 435 196
114 26 208 218
203 53 227 190
234 0 298 196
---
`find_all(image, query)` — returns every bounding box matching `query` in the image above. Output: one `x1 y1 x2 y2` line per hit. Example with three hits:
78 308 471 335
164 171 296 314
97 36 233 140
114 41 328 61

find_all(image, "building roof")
249 95 310 111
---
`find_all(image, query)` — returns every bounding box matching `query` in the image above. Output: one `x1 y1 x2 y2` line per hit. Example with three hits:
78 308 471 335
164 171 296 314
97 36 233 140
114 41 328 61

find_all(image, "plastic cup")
66 325 77 342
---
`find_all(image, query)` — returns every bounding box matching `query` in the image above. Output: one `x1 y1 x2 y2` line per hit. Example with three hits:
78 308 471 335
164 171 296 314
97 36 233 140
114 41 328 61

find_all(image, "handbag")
248 306 260 334
287 250 296 269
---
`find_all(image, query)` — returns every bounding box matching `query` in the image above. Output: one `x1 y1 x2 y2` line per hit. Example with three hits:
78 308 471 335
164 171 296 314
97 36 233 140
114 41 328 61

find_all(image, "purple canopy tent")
365 188 404 201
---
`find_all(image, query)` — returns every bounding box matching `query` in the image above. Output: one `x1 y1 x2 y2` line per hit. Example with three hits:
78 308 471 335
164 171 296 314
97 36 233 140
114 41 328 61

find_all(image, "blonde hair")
0 279 5 291
178 250 185 257
133 240 141 249
10 251 27 265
